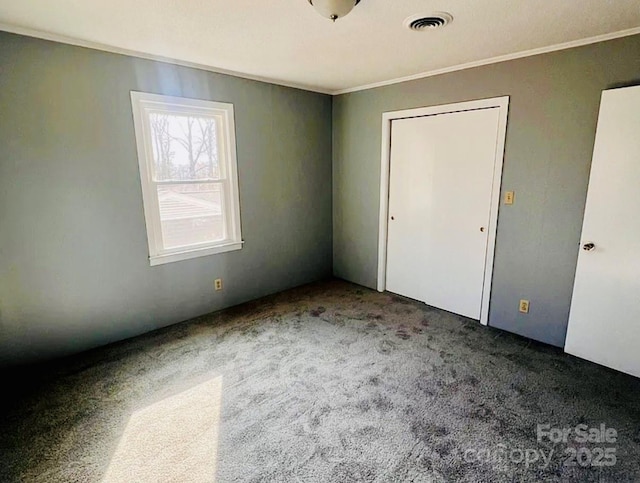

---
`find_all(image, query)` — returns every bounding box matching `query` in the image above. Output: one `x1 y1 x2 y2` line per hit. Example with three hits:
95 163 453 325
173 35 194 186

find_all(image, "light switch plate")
505 191 515 205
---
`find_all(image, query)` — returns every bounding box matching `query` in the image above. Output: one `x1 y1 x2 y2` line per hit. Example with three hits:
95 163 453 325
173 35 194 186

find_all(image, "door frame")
376 96 510 325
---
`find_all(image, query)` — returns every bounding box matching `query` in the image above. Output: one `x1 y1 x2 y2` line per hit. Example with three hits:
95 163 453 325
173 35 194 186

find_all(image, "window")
131 92 242 265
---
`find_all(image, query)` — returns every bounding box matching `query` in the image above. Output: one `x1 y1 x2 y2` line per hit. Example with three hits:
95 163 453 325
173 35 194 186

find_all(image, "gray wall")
0 32 333 365
333 34 640 347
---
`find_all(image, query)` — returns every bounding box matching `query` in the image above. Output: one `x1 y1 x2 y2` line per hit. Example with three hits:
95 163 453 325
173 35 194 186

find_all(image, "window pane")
149 113 221 181
157 183 225 249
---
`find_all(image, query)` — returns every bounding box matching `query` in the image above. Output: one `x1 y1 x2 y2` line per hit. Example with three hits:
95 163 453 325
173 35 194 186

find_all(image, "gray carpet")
1 279 640 482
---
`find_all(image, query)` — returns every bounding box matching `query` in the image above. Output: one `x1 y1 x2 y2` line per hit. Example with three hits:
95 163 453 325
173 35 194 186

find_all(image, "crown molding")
1 22 639 97
0 22 333 95
331 26 640 95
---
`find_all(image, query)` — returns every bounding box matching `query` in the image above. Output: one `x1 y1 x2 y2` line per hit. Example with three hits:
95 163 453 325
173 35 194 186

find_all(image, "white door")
565 86 640 378
386 107 501 320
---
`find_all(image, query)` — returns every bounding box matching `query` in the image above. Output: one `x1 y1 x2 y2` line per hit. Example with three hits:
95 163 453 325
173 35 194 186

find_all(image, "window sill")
149 241 244 266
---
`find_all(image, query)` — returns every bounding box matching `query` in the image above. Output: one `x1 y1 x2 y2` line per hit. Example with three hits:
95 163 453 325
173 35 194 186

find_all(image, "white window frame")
130 91 243 266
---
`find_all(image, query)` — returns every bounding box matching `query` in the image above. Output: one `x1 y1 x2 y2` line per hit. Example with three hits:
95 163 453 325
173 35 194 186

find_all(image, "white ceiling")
0 0 639 94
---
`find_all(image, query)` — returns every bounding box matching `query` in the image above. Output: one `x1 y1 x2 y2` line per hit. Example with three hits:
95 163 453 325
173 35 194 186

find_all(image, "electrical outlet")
214 278 223 291
505 191 515 205
519 299 530 314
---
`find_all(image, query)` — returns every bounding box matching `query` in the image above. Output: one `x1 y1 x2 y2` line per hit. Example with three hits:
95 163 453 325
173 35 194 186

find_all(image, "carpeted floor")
1 279 640 482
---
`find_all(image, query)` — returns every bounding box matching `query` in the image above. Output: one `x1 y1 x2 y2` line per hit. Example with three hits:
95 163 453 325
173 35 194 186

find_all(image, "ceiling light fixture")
308 0 361 22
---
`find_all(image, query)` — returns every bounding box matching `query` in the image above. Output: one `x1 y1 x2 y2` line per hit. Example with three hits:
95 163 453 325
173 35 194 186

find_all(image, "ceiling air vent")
404 13 453 31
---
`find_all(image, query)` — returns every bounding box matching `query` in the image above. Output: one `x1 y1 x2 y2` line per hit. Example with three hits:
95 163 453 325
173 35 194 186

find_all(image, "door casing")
376 96 510 325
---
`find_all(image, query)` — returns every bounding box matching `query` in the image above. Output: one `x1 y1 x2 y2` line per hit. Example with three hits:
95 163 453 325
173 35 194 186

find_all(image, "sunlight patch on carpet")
103 376 223 482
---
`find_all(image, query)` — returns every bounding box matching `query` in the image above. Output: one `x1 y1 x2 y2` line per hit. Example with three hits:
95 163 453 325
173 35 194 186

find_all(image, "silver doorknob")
582 242 596 251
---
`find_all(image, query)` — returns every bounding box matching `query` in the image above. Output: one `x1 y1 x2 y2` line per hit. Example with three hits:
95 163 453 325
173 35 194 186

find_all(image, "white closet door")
386 108 501 319
565 86 640 378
